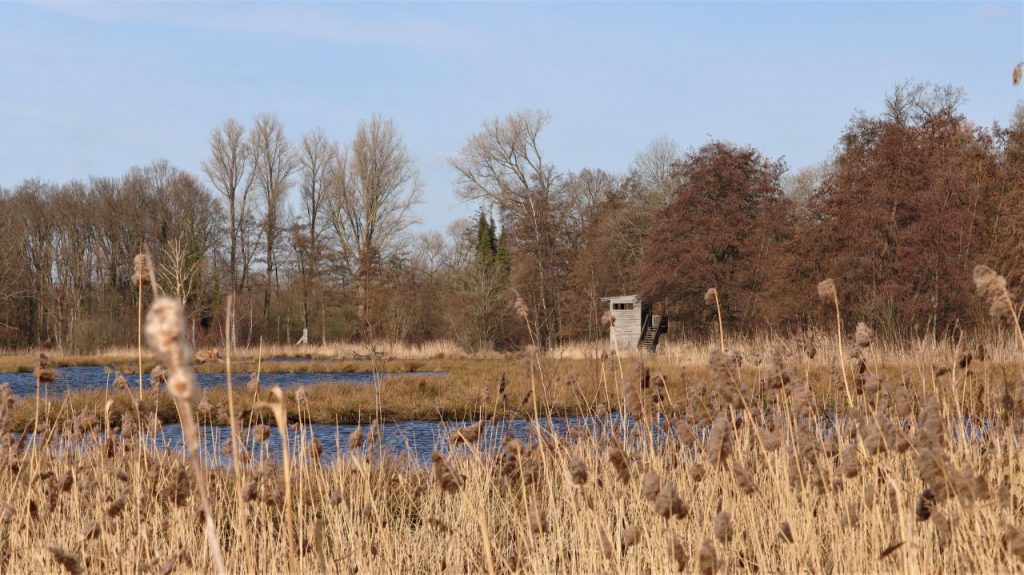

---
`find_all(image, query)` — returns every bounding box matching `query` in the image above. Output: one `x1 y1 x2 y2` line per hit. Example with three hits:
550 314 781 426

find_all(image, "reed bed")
2 346 1023 574
2 266 1024 573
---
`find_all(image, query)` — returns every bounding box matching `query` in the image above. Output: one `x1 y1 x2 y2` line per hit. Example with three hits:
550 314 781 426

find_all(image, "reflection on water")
0 366 444 396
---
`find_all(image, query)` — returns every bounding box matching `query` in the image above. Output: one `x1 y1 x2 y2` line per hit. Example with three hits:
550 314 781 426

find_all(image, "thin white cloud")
33 1 483 52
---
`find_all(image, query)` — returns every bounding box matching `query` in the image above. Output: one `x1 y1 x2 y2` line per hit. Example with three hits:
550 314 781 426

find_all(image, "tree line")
1 83 1022 351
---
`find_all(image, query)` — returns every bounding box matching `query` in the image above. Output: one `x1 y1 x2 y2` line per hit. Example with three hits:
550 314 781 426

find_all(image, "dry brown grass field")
2 274 1024 573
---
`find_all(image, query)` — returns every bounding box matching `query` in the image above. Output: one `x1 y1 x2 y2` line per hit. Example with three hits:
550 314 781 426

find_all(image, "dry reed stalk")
222 295 251 570
819 278 854 407
974 265 1024 352
133 253 150 402
705 287 725 351
257 386 297 573
144 296 226 574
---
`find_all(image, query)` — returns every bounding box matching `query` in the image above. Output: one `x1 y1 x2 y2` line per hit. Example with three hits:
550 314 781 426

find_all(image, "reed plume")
855 322 875 348
655 480 687 519
705 287 725 351
47 547 83 574
568 457 588 485
698 539 717 575
670 537 688 572
818 278 854 407
713 510 733 543
432 451 463 493
144 295 226 574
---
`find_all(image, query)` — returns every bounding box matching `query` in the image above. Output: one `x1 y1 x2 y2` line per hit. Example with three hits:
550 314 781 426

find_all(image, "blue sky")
1 1 1021 232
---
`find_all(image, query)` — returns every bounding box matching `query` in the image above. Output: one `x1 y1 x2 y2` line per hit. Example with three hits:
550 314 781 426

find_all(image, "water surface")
0 366 444 396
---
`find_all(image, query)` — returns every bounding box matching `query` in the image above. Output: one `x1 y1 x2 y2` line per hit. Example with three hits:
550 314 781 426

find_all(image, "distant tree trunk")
249 114 295 326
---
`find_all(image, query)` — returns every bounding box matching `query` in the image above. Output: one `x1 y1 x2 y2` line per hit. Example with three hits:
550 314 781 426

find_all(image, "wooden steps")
639 315 667 352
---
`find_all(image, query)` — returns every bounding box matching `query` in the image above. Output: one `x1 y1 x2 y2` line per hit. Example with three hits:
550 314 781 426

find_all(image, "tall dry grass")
2 268 1024 573
3 338 1024 573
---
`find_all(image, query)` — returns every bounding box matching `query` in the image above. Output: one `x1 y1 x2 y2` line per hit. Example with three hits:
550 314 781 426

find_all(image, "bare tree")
160 236 202 306
249 114 295 321
326 115 421 329
296 128 339 338
449 109 561 344
298 128 338 267
201 119 254 295
630 136 679 204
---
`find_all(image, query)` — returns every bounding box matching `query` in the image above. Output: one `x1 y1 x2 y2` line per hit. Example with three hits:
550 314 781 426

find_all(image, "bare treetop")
327 115 421 316
449 109 556 217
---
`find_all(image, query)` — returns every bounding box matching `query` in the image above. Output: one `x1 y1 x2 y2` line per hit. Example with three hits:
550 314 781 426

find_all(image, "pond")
0 366 444 396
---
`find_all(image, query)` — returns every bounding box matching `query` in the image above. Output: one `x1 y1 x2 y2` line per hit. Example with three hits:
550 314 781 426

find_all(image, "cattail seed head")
779 521 794 543
81 520 101 540
713 510 733 543
709 351 742 407
1014 62 1023 86
817 278 837 303
1004 524 1024 560
704 288 718 306
916 489 936 521
145 297 188 363
450 421 483 444
528 502 549 534
432 451 463 494
973 264 1016 322
144 296 194 401
734 465 757 495
348 425 364 450
514 296 529 320
670 537 688 572
307 438 323 460
641 470 661 501
839 445 860 478
132 253 151 287
245 374 260 393
106 495 127 518
150 365 168 389
166 369 195 401
47 547 83 574
601 310 616 327
622 525 640 550
655 481 688 519
109 371 128 391
689 463 706 483
34 354 58 385
609 443 631 484
706 412 734 466
855 322 875 348
568 458 588 485
698 539 717 575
